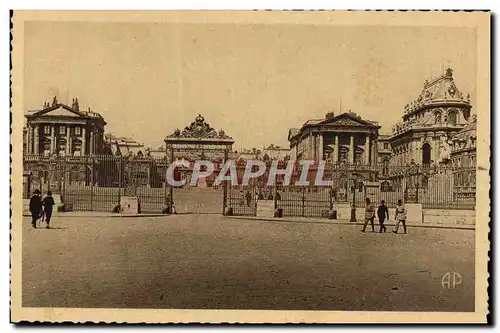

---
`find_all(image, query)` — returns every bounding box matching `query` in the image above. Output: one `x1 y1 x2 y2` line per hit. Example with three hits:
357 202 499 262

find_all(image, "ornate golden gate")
164 114 234 214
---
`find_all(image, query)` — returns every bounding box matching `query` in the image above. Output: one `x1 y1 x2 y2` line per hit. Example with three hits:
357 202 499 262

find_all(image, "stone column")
365 135 370 165
66 126 71 155
373 137 378 166
309 134 313 160
26 125 31 154
90 130 94 155
414 140 420 164
313 134 317 161
34 125 39 155
334 135 339 164
434 136 440 163
82 127 87 156
318 134 324 161
349 135 354 164
50 125 55 154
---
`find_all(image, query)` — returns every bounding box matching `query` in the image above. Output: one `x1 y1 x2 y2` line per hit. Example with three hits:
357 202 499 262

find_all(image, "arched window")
447 110 458 126
435 112 442 124
422 143 431 166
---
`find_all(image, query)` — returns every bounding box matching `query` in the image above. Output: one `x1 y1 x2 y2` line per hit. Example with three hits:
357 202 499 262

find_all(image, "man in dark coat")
377 200 389 233
29 189 42 228
42 191 55 229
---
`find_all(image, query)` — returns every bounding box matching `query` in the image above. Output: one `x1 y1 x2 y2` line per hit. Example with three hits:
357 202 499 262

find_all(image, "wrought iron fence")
23 155 476 214
227 185 259 216
23 154 170 213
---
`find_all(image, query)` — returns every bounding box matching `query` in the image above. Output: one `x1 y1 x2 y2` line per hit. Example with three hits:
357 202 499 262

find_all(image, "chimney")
74 97 79 111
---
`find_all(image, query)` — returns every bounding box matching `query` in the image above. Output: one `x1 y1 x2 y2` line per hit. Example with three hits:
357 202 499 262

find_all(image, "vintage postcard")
10 10 490 324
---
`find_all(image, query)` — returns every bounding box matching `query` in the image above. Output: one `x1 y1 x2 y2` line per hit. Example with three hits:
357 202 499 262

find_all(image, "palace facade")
288 111 381 166
451 115 477 200
389 68 473 167
24 96 107 156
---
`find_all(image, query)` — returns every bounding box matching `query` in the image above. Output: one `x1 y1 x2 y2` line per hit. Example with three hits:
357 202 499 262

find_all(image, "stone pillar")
90 130 94 155
66 126 71 155
33 125 39 155
349 135 354 164
26 125 31 154
373 138 378 166
313 134 317 161
414 140 419 164
309 134 313 160
82 127 87 156
318 134 324 161
365 135 370 165
334 135 339 164
50 125 55 154
434 136 440 163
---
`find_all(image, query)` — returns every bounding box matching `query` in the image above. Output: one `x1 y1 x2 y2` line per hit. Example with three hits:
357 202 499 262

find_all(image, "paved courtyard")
22 214 475 311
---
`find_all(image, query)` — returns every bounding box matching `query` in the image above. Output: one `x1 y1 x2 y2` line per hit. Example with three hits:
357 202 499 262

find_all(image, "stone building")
24 96 107 156
288 111 381 166
260 144 290 161
104 133 145 156
377 134 392 180
234 148 261 161
451 115 477 200
389 68 473 167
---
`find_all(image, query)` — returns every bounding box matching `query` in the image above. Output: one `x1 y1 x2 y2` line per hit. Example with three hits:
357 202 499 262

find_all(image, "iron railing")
23 155 476 213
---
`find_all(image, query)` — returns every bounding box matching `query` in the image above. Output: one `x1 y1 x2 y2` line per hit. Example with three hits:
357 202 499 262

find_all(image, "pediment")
328 117 366 127
28 104 86 118
42 106 82 117
321 114 378 128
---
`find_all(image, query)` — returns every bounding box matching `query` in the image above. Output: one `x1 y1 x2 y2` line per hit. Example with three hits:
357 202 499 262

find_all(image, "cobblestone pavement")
21 214 474 311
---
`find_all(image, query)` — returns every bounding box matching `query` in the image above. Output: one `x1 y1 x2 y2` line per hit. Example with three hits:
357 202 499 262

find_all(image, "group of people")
362 198 407 234
28 189 55 229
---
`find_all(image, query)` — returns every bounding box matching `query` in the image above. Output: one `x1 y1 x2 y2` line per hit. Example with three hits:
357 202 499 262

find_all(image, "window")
384 143 389 149
422 143 431 166
44 126 50 135
435 112 442 124
447 111 458 126
75 126 81 135
59 126 66 135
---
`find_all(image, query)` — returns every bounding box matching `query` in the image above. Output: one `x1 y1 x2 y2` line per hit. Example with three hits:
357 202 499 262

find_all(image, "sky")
23 21 477 151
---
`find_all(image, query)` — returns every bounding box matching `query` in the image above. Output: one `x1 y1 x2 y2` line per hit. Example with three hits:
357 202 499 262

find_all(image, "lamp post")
350 176 357 222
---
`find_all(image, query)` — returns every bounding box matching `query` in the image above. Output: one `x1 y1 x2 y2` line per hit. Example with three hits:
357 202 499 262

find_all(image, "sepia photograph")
10 10 490 324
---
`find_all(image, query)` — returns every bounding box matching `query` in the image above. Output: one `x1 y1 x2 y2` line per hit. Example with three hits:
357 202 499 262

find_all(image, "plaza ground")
22 214 474 311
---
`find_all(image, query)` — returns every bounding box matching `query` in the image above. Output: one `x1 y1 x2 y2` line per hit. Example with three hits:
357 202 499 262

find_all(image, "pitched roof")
316 112 381 128
26 103 105 121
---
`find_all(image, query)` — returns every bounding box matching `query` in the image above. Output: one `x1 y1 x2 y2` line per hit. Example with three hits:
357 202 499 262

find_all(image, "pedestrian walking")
393 199 407 234
361 197 375 232
42 191 55 229
377 200 389 233
29 189 42 229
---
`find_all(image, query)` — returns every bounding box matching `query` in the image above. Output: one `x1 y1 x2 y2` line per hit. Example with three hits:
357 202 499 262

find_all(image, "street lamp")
350 176 358 222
